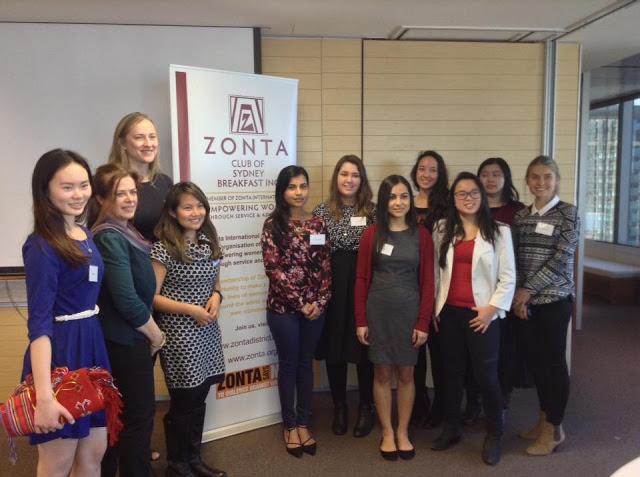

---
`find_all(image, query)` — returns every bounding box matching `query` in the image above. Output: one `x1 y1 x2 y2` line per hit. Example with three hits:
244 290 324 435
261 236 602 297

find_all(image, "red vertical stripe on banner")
175 71 191 181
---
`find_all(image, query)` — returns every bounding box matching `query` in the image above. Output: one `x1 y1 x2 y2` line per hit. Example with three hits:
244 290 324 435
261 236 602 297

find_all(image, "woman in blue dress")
22 149 110 476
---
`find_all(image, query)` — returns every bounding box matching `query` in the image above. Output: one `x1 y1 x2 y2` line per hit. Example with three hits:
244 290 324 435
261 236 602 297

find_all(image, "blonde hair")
526 155 561 195
108 112 160 181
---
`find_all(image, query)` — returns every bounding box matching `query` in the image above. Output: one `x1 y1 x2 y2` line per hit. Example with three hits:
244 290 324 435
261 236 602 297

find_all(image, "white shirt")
531 195 560 216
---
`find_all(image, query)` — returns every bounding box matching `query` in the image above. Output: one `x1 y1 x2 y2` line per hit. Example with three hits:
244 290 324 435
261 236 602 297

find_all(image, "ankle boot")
481 414 504 465
431 423 462 451
164 413 195 477
526 421 565 456
188 406 227 477
332 402 348 435
353 403 374 437
519 411 547 440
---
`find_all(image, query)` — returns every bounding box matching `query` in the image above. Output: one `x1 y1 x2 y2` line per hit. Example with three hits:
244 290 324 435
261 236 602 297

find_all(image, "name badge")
350 216 367 227
380 243 394 256
89 265 99 283
535 222 554 236
310 234 326 245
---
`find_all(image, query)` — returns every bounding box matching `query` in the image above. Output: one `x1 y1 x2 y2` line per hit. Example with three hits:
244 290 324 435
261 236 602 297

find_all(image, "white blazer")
433 221 516 320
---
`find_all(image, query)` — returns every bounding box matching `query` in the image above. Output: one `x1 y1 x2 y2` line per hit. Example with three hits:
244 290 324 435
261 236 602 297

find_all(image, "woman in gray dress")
354 175 435 461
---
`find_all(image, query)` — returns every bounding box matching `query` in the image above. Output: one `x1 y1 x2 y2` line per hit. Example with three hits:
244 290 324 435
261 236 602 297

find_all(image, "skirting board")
202 413 282 442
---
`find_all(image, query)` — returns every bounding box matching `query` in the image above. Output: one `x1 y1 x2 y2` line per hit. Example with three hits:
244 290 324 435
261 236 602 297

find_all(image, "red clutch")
0 367 123 463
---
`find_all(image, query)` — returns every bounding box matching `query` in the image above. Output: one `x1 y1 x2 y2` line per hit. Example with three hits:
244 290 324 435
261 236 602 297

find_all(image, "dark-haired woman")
91 164 164 477
22 149 110 476
477 157 527 411
151 182 226 477
512 156 579 456
261 166 332 457
355 175 434 461
409 150 449 428
313 155 376 438
431 172 515 466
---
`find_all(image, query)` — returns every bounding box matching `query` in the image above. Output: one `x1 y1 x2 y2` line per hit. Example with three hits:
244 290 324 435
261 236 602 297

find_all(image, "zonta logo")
203 94 289 157
229 95 265 135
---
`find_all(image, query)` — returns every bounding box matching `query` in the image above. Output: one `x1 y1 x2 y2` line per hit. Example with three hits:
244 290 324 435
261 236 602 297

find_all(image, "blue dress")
21 232 111 445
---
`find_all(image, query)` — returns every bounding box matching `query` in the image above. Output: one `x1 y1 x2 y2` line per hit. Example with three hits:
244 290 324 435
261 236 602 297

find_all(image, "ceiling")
1 0 639 71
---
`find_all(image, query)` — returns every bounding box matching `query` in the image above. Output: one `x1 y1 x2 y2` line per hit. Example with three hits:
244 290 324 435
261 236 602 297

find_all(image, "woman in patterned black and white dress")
151 182 226 477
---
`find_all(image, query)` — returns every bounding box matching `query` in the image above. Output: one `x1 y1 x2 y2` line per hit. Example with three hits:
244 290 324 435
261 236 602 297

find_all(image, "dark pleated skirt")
315 251 368 364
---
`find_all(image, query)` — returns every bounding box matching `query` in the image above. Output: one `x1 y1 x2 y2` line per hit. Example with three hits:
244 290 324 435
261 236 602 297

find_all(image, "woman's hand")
190 304 215 326
432 314 440 333
412 329 428 347
512 288 531 320
33 395 75 434
204 293 221 321
302 302 322 321
469 305 497 333
356 326 370 345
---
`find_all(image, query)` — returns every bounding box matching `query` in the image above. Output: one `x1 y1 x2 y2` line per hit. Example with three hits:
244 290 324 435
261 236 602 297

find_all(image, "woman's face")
173 193 207 232
108 176 138 222
122 119 158 166
415 156 439 192
387 182 411 220
336 162 361 201
453 179 482 217
479 163 505 197
48 162 92 219
283 174 309 209
526 164 557 203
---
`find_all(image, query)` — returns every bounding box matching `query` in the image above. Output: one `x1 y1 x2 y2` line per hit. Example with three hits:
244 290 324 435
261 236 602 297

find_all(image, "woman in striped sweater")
512 155 580 456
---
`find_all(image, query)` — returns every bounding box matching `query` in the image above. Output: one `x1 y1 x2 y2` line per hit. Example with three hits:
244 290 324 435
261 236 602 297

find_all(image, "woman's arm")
416 227 435 333
354 225 375 328
488 226 517 312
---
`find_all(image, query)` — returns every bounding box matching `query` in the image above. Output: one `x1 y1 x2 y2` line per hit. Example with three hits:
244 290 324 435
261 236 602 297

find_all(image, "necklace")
82 239 93 254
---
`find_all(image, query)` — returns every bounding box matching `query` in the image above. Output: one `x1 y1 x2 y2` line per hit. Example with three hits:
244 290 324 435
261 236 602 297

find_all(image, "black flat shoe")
379 438 398 461
353 404 374 438
284 429 303 458
398 448 416 460
190 461 227 477
431 428 462 451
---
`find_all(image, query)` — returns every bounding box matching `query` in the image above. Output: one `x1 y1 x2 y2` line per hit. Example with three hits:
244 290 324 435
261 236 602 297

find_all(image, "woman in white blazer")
430 172 516 466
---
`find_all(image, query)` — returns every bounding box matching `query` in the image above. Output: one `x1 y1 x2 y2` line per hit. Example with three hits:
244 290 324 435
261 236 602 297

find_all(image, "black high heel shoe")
283 428 303 458
297 426 317 456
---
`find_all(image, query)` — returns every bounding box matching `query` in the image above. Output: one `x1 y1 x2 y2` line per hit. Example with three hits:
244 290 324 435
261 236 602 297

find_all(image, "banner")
169 65 298 439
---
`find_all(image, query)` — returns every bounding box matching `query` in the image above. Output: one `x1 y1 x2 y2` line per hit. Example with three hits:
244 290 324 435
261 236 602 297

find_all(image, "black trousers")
439 305 503 430
524 298 572 425
414 322 445 414
326 361 373 406
101 340 155 477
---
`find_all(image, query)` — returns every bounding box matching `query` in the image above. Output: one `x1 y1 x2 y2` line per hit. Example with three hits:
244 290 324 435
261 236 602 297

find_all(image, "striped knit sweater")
512 201 580 305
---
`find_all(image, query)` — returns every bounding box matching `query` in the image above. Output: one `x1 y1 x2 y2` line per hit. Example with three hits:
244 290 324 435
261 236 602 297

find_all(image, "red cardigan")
354 225 435 332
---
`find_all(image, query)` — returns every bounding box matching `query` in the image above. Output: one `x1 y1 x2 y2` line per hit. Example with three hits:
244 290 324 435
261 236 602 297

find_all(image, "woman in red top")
355 175 434 461
431 172 516 466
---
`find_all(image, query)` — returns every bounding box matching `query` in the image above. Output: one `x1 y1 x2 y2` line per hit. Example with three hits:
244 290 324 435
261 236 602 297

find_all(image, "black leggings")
525 298 572 425
326 361 373 406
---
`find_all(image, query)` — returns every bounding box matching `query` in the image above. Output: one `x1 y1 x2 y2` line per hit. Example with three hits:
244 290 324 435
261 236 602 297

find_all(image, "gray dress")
367 229 421 366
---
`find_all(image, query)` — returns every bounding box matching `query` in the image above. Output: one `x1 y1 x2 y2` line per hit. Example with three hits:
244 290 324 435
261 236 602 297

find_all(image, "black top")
133 173 173 241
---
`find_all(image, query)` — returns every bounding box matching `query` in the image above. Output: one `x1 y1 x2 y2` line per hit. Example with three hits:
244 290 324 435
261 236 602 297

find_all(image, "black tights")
326 361 374 406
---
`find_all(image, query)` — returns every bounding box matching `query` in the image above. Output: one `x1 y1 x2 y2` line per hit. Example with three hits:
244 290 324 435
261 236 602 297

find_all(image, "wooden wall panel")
364 40 546 198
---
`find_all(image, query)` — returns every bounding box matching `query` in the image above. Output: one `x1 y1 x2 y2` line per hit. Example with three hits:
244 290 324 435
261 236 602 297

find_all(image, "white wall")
0 23 255 268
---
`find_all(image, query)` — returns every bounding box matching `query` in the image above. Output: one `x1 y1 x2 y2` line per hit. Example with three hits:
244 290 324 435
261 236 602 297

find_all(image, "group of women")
22 113 226 477
20 106 578 475
262 152 579 467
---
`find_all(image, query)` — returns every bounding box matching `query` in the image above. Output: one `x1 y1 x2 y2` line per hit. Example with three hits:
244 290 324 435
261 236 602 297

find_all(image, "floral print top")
261 215 332 315
312 202 376 253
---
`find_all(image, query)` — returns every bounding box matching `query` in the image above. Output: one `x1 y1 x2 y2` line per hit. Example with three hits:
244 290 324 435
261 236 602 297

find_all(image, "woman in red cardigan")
355 175 434 461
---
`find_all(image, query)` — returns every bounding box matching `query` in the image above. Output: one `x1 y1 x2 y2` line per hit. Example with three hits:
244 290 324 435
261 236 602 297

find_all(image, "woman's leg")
373 364 396 452
353 360 375 437
266 311 301 431
412 344 431 423
326 361 349 435
425 324 445 428
37 438 78 477
396 366 416 451
70 427 107 477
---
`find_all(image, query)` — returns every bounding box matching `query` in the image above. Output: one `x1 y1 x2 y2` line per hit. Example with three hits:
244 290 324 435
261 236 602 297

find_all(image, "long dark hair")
327 155 374 220
155 182 222 262
268 165 309 249
438 172 498 269
375 175 417 255
410 150 449 222
31 149 93 266
477 157 520 204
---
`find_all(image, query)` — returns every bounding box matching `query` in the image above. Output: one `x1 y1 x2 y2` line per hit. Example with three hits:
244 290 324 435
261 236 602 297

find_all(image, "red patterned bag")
0 367 123 463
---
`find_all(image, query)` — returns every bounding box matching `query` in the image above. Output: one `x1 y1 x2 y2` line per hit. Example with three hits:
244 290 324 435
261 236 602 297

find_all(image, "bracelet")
213 289 224 303
151 332 166 349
